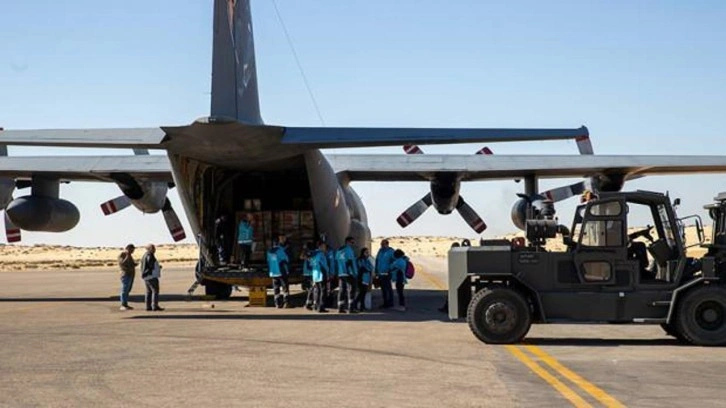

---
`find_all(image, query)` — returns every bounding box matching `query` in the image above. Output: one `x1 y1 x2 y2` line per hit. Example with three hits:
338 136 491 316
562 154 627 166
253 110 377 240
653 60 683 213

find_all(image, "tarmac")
1 258 726 407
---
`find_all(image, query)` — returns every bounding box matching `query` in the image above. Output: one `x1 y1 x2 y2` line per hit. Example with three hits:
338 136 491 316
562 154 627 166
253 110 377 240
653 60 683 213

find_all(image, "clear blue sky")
1 0 726 246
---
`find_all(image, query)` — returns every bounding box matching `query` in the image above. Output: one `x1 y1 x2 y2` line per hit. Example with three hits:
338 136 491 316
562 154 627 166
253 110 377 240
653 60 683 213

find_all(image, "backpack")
405 259 415 279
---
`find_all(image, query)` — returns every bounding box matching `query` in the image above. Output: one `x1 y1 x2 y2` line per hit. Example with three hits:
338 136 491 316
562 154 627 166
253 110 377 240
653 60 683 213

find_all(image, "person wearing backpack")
335 236 358 313
267 238 290 309
390 249 409 312
311 241 330 313
355 248 374 312
375 239 395 309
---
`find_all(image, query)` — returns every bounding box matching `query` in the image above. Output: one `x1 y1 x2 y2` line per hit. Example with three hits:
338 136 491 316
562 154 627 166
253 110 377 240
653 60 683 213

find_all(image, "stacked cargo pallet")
233 208 316 263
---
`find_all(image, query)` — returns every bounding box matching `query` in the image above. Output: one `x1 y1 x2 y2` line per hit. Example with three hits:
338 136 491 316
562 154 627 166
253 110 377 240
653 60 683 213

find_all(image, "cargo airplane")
2 0 726 297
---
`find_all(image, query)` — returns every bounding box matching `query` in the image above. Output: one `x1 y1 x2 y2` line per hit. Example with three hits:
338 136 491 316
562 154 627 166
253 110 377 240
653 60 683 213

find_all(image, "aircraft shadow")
0 294 201 303
522 337 685 347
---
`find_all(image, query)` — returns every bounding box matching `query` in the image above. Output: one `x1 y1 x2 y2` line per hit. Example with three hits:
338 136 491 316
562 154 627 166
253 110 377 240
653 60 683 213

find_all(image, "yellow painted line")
505 345 593 408
413 263 447 290
524 345 625 408
421 259 621 407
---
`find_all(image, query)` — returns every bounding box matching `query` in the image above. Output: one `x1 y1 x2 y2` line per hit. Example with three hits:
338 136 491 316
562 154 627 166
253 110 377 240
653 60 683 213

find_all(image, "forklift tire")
675 285 726 346
204 281 233 300
467 286 531 344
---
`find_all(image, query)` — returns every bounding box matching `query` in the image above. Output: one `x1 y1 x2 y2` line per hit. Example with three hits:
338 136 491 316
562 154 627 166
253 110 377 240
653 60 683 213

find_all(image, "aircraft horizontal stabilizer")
282 126 589 148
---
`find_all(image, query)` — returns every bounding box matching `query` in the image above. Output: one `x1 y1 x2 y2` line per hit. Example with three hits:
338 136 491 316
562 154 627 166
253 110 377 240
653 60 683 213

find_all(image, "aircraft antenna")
272 0 326 126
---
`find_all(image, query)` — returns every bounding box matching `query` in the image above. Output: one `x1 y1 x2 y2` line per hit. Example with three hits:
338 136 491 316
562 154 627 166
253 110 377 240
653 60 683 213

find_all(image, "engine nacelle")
590 174 625 192
430 173 461 214
511 195 556 231
6 196 80 232
131 181 168 214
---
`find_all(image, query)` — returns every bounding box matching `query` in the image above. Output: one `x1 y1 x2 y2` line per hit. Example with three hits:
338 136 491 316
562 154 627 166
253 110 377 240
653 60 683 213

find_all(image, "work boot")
305 304 313 311
318 308 329 313
153 306 165 311
283 303 292 309
119 305 131 311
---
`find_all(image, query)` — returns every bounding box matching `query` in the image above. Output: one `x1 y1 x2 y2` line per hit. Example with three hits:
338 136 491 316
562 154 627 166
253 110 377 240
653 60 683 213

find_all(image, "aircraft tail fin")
211 0 263 124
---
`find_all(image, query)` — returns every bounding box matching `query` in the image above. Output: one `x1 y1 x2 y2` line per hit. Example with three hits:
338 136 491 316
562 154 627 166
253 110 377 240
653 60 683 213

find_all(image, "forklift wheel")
467 286 531 344
675 285 726 346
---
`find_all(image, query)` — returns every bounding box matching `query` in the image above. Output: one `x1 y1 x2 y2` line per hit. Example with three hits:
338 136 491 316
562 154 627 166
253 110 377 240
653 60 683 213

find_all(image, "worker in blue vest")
390 249 409 312
300 241 315 310
375 239 395 309
237 213 254 268
267 237 290 308
311 240 330 313
355 247 373 312
336 236 357 313
325 241 338 309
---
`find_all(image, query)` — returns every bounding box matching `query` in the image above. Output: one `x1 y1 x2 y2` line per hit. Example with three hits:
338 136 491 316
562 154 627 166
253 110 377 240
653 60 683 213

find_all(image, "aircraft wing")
0 128 166 149
0 155 172 182
328 154 726 182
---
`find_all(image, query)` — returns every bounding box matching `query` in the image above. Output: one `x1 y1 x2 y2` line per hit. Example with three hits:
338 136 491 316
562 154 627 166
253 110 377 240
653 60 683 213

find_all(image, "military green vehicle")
448 191 726 346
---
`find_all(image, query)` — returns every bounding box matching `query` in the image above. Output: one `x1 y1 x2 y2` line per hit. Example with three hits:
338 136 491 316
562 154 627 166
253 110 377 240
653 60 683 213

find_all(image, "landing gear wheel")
675 285 726 346
204 281 233 300
660 323 688 343
467 286 531 344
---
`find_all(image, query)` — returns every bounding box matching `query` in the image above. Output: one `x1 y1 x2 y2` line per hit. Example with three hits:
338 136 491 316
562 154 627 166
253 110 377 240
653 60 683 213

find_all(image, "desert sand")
0 226 711 272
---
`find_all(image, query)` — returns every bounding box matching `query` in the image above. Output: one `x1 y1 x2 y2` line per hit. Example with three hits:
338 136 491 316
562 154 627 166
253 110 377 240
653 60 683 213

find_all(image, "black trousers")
337 276 357 312
303 277 314 306
272 275 289 307
355 283 369 311
395 274 406 307
239 243 252 267
144 278 160 310
379 274 394 307
313 282 326 311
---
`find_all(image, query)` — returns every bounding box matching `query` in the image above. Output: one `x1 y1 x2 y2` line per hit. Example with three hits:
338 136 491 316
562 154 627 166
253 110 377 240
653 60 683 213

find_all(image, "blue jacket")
302 250 313 277
390 256 408 284
311 250 329 283
357 257 373 286
336 245 356 277
327 249 337 279
267 246 289 278
237 221 254 243
375 247 394 276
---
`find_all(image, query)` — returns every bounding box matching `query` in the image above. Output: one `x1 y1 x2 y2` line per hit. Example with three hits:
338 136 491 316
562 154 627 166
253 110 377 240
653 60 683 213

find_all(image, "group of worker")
118 243 164 312
264 237 410 313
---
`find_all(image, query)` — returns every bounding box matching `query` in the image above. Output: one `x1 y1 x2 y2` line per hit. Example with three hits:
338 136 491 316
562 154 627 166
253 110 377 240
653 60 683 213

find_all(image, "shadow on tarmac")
523 337 683 347
0 294 203 303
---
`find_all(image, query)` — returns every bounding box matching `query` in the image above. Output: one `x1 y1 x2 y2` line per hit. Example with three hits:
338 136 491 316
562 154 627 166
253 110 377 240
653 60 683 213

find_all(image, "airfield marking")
524 345 625 407
416 262 624 407
505 345 593 408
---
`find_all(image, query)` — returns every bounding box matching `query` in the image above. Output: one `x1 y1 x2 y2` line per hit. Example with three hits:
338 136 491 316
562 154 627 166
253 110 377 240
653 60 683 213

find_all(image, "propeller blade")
4 212 21 243
475 146 493 155
100 195 132 215
455 197 487 233
396 194 433 228
576 135 594 155
403 144 424 155
541 181 589 202
162 199 186 242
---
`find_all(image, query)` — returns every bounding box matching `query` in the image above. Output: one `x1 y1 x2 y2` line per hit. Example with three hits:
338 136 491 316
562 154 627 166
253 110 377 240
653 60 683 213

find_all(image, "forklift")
448 190 726 346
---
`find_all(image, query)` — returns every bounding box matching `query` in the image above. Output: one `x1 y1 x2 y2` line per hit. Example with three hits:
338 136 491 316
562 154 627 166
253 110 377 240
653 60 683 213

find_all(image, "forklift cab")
569 191 687 287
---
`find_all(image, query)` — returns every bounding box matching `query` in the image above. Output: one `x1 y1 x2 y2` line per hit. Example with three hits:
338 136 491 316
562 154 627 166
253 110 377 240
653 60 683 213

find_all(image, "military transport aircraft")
2 0 726 271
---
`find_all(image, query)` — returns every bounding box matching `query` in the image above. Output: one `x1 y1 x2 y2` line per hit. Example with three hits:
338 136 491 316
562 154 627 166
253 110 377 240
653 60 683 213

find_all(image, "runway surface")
1 258 725 407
